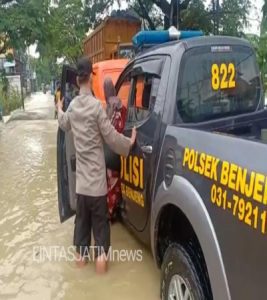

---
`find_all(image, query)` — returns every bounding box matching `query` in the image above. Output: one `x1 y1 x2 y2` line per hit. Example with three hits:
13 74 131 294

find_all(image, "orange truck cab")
60 59 129 108
92 59 128 105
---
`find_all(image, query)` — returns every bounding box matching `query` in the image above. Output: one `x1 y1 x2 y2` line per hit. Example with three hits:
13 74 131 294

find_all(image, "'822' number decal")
211 63 236 90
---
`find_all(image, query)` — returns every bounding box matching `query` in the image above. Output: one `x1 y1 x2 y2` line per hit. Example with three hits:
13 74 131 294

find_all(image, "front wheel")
161 243 206 300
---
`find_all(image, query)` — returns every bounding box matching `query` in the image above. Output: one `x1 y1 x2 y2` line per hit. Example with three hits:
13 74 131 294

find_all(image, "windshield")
177 45 262 123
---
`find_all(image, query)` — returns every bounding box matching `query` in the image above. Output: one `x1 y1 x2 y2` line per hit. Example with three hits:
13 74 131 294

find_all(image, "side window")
117 74 131 108
127 73 160 124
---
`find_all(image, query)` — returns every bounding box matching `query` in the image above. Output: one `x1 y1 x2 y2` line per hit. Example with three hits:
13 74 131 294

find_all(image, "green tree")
129 0 163 30
261 0 267 34
180 0 212 33
128 0 192 29
152 0 191 29
245 1 267 90
37 0 118 64
129 0 251 34
0 0 49 55
252 0 267 88
220 0 251 36
30 56 61 87
0 0 117 61
84 0 116 29
129 0 212 32
41 0 86 64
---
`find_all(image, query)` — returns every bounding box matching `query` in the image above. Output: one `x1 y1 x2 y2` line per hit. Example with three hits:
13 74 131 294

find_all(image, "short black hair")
77 56 93 77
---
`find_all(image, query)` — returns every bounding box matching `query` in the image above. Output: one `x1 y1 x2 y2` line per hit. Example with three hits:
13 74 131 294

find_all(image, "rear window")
177 45 262 123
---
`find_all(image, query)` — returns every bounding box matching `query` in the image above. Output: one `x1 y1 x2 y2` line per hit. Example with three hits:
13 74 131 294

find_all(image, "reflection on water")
0 110 159 299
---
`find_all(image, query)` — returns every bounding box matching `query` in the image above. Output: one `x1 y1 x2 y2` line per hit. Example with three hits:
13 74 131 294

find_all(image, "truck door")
57 65 78 222
119 57 168 232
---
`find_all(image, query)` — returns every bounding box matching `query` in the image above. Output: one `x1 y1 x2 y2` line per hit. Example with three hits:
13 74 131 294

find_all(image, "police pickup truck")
58 29 267 300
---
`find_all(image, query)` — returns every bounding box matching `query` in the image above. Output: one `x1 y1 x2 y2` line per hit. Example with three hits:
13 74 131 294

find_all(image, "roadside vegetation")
0 73 21 117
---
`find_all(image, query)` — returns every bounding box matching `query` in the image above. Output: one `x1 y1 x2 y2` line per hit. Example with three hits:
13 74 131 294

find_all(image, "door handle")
141 145 153 154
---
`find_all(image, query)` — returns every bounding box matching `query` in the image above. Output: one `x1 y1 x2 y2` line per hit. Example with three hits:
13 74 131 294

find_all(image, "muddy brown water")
0 93 160 300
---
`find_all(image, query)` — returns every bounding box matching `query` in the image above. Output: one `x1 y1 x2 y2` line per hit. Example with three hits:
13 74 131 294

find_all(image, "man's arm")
57 99 71 132
97 102 135 157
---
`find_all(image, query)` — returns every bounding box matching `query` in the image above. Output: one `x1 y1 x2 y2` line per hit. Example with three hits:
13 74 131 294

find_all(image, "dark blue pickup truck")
58 32 267 300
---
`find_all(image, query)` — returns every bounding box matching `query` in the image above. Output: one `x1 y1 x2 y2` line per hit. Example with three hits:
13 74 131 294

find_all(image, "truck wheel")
161 243 205 300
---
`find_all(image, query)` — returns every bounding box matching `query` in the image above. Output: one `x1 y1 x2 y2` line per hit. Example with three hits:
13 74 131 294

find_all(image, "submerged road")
0 92 159 300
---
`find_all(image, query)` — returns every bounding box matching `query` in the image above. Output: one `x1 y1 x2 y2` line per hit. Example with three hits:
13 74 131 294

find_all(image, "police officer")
57 57 136 273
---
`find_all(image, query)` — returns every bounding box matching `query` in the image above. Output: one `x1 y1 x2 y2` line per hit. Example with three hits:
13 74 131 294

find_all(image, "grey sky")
247 0 263 34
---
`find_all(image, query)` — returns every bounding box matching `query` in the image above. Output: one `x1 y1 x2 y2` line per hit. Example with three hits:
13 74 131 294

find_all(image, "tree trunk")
158 0 190 29
164 15 170 30
136 0 156 30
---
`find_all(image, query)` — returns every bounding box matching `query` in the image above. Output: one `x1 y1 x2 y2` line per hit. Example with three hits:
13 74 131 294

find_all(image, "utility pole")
212 0 220 35
212 0 216 34
170 0 180 29
170 0 174 28
216 0 220 35
177 0 180 29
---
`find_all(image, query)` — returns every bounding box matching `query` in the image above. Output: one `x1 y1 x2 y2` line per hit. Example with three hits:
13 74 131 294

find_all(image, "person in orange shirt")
54 82 61 119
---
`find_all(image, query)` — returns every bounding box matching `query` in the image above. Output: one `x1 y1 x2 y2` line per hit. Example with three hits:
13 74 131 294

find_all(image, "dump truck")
83 16 141 63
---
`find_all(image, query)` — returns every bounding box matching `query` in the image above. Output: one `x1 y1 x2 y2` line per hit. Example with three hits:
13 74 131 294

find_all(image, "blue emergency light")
133 26 203 48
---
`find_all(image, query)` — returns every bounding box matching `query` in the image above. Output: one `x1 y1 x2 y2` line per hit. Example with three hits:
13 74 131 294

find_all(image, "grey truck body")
58 36 267 299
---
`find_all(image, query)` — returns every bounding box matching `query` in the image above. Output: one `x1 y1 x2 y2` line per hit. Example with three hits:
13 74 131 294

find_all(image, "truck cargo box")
83 17 141 63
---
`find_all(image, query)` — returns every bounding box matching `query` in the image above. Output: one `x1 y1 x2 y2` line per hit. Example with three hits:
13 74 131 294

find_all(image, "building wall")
6 75 21 94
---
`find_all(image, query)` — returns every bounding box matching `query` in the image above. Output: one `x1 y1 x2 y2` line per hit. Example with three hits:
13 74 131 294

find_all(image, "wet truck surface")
58 34 267 299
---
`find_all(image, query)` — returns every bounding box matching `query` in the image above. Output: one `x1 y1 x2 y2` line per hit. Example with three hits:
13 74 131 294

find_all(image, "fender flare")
151 175 231 300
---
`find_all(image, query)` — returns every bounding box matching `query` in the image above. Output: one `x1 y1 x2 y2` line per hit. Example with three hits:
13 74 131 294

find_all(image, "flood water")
0 93 160 300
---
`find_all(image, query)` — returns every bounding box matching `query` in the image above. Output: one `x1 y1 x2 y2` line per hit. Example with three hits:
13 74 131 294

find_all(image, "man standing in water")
57 57 136 273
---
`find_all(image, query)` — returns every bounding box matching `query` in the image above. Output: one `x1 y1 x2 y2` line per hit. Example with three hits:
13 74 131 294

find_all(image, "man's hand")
57 98 64 111
130 126 137 147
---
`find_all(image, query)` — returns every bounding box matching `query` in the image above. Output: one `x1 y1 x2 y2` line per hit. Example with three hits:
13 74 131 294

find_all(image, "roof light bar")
133 26 203 48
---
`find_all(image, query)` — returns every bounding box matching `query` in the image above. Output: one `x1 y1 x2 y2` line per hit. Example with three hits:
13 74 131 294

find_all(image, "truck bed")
83 17 140 63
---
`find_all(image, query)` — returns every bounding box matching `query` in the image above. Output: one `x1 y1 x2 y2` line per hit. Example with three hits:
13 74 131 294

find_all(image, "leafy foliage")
0 0 49 54
41 0 86 64
220 0 251 36
84 0 115 29
38 0 119 64
251 0 267 89
0 0 117 60
130 0 252 35
245 1 267 91
128 0 163 30
180 0 212 33
0 74 21 116
130 0 191 29
30 56 62 86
